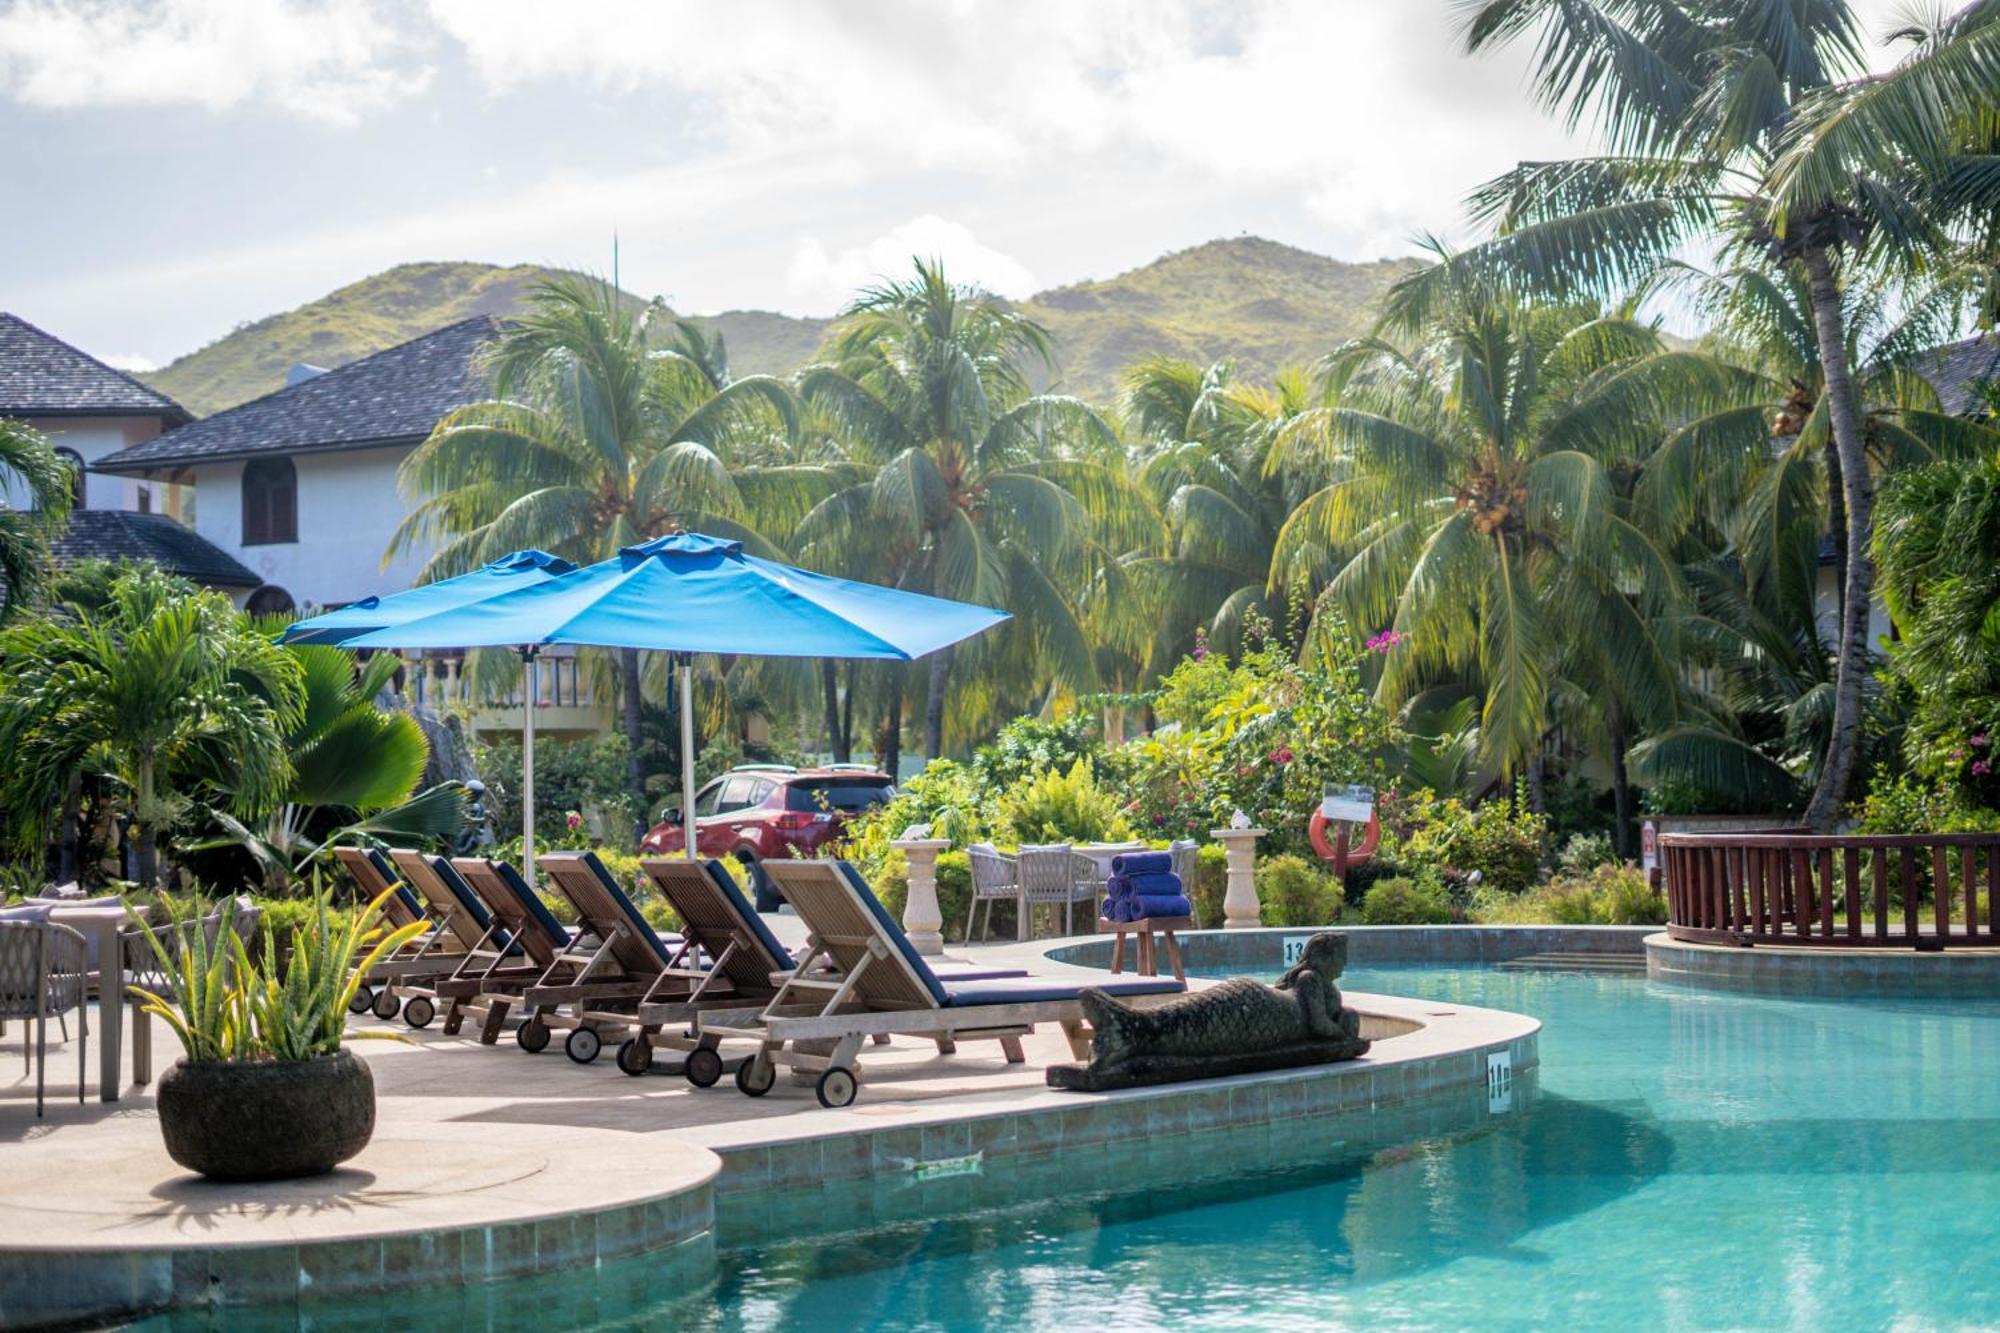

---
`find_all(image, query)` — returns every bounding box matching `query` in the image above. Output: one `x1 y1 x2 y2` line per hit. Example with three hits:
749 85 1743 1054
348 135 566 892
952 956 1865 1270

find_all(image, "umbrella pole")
521 648 537 888
678 653 697 862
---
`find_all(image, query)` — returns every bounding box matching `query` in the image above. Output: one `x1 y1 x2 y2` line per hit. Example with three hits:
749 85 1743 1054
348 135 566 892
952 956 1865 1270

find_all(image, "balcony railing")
1661 832 2000 951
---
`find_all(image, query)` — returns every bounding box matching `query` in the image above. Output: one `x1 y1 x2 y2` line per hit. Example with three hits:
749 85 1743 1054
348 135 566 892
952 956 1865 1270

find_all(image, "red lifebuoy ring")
1309 807 1380 878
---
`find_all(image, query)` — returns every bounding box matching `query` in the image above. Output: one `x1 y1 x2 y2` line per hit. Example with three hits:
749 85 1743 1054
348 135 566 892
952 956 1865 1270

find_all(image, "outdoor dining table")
46 899 147 1104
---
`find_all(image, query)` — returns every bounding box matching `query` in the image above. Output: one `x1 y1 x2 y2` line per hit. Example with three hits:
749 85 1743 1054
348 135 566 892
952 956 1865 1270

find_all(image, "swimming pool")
697 964 1999 1331
143 965 1996 1330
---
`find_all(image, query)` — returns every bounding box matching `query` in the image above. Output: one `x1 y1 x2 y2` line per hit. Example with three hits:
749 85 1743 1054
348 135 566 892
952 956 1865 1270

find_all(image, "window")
245 586 296 616
53 447 84 510
786 778 894 813
241 456 296 545
715 777 762 813
692 782 725 818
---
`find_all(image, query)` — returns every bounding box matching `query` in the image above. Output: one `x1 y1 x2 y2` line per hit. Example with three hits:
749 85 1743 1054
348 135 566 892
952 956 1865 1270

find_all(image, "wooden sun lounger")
511 851 701 1066
444 857 579 1043
369 850 523 1031
701 859 1183 1108
332 846 467 1015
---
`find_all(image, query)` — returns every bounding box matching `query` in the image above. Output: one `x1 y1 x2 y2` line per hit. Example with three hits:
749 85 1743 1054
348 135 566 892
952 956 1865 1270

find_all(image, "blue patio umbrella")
343 532 1010 859
280 549 577 879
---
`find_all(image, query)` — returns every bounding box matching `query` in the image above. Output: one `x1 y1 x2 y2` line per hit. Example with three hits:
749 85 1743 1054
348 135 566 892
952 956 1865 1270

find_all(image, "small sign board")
1320 784 1375 823
1282 935 1313 967
1640 820 1659 873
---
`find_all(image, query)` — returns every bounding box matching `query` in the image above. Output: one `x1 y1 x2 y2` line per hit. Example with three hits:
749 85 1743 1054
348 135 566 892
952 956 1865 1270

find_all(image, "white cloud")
0 0 428 125
786 215 1038 312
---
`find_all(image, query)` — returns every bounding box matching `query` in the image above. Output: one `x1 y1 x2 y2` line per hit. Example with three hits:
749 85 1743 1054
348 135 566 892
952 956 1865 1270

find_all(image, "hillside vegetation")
143 238 1416 415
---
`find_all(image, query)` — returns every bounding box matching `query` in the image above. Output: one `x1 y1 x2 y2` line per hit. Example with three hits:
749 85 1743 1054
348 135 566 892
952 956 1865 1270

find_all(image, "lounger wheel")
402 996 436 1029
815 1067 858 1109
565 1027 602 1064
371 988 402 1020
735 1056 776 1097
348 984 375 1016
683 1046 723 1087
516 1018 551 1053
616 1037 653 1077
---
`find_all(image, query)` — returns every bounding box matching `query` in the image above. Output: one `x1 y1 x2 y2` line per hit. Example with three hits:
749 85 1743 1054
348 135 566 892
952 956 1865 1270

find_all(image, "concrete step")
1494 951 1647 974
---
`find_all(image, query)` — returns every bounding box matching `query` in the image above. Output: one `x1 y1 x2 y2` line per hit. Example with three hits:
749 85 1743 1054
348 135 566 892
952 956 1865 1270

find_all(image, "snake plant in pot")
128 887 426 1181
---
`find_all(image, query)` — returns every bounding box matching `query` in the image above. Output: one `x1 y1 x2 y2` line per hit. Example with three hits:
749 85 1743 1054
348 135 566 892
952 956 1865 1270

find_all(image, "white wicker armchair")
964 844 1018 942
1017 844 1101 938
0 921 90 1115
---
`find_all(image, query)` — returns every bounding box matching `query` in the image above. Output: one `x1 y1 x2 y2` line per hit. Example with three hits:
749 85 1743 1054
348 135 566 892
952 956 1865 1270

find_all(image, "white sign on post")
1640 820 1659 873
1320 784 1375 823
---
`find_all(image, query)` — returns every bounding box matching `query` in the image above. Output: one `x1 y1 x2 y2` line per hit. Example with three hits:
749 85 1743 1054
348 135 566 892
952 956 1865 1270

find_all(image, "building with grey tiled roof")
94 317 502 614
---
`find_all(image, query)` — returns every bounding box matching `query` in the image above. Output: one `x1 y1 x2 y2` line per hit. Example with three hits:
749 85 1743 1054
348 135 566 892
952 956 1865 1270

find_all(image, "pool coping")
1645 931 2000 995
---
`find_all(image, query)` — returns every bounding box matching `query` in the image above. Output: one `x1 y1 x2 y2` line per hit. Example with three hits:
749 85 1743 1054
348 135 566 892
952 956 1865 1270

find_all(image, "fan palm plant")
198 644 468 892
0 417 74 619
795 258 1151 763
1276 265 1737 799
389 276 800 832
1417 0 2000 826
0 566 300 885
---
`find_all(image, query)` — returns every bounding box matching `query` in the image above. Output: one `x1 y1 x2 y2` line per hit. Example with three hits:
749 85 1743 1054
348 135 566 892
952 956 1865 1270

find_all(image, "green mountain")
143 238 1419 416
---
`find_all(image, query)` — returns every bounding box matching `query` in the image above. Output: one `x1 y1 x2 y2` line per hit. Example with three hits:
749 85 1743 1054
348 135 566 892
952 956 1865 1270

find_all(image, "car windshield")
785 779 893 813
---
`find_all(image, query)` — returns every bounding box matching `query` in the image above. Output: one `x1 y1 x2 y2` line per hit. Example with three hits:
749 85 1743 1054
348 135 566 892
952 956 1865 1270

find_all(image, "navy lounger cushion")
702 858 794 970
941 974 1184 1007
367 848 425 920
580 850 677 966
491 860 572 949
427 856 517 954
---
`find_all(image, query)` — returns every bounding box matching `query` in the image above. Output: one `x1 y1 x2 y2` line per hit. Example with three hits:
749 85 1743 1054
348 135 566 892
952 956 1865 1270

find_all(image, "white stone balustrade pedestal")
1211 827 1267 929
892 837 954 956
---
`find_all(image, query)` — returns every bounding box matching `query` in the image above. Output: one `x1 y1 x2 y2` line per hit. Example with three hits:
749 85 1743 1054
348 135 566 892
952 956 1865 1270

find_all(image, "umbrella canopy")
344 532 1010 863
277 549 576 645
340 532 1008 658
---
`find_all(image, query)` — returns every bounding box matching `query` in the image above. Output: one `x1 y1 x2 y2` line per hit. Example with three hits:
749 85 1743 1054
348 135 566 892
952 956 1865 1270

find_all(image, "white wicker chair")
1168 839 1200 889
1017 844 1100 938
0 921 90 1115
964 844 1019 943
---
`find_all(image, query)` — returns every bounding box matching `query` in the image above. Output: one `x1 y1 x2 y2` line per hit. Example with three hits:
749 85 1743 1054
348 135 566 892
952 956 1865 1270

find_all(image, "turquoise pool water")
700 965 2000 1332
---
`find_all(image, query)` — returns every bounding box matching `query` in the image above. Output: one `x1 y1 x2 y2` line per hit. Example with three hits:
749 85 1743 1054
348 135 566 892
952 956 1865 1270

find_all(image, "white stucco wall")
3 414 172 513
191 445 428 610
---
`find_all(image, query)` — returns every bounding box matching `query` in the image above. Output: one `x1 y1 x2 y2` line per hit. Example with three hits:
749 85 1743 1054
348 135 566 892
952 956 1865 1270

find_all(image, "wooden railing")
1661 832 2000 951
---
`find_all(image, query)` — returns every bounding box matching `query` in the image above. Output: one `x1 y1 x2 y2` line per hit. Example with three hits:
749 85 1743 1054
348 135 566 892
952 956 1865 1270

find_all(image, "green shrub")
1400 793 1546 895
1186 843 1229 928
1473 863 1664 925
973 713 1102 790
1256 853 1343 927
1556 832 1616 875
538 891 578 926
1595 865 1667 925
1359 876 1452 925
996 760 1134 846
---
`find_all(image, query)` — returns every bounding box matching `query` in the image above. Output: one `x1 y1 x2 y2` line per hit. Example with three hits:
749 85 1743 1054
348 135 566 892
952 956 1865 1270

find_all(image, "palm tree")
1121 358 1331 668
0 417 75 619
1417 0 2000 826
795 258 1149 764
390 277 799 833
1277 265 1720 806
0 566 300 885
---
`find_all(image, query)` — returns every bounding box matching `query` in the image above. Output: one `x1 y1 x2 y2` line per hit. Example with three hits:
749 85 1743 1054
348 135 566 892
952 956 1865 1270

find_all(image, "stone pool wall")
1047 924 1655 973
1646 933 2000 996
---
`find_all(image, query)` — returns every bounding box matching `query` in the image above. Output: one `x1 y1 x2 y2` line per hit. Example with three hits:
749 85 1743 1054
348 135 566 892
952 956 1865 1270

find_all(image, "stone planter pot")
155 1050 374 1181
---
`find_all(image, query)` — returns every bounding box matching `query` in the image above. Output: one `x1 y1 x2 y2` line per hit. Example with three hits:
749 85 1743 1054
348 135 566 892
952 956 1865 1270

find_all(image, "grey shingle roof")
0 313 190 424
1924 333 2000 417
93 316 501 474
51 510 260 587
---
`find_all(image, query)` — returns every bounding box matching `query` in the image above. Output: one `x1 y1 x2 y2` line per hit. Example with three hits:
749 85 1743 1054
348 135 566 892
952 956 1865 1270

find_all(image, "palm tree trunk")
924 648 951 760
840 662 856 760
1608 709 1633 860
821 661 850 763
1823 434 1847 643
133 758 158 888
618 646 647 843
1525 753 1546 816
1801 244 1874 832
56 772 82 885
880 680 902 780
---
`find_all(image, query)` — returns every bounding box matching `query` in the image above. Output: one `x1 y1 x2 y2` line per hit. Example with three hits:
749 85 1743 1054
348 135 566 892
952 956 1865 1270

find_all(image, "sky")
0 0 1917 372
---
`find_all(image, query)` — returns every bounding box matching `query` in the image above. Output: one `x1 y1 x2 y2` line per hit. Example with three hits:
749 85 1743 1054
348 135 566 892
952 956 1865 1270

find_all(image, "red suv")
640 765 896 881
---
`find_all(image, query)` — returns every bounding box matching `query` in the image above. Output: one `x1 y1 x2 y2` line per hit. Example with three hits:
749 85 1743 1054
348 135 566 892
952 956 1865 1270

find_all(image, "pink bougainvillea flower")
1972 734 1990 748
565 811 584 831
1973 760 1993 776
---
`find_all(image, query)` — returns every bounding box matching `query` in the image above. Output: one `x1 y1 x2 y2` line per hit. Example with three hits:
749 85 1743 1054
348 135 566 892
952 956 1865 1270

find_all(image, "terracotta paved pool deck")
0 919 1540 1328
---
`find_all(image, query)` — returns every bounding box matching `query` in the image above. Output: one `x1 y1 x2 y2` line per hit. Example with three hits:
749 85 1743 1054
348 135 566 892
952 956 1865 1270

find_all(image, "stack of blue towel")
1102 851 1192 922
